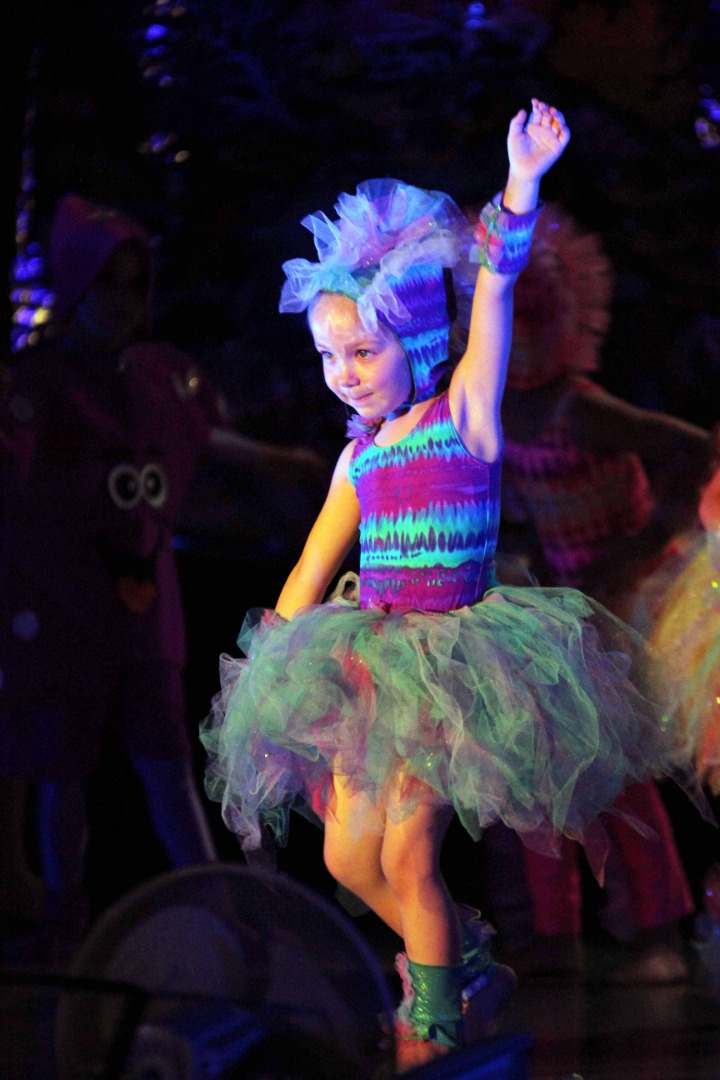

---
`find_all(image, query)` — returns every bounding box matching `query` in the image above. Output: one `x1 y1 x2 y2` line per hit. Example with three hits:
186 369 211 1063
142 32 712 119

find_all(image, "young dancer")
202 102 696 1071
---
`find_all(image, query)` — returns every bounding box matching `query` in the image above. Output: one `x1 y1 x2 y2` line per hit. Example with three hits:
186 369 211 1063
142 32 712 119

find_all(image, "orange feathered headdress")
505 203 613 389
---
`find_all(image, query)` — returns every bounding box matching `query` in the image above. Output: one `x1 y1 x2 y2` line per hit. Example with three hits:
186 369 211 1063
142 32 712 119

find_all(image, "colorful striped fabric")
502 378 655 587
350 392 501 611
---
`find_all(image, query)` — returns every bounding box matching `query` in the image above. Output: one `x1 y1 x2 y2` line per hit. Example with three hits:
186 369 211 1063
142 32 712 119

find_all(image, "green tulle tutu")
201 580 694 878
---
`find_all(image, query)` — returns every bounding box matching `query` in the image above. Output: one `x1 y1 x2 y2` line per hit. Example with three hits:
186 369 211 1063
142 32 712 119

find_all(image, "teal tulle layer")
201 584 692 875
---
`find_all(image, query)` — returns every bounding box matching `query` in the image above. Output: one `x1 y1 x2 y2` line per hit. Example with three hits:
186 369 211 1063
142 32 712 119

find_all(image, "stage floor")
3 907 720 1079
500 963 720 1080
360 913 720 1080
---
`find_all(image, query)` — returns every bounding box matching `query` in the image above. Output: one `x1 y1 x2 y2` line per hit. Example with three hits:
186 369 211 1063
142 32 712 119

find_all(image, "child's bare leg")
325 774 514 1067
324 773 403 935
381 797 464 1069
383 788 516 1060
381 799 460 965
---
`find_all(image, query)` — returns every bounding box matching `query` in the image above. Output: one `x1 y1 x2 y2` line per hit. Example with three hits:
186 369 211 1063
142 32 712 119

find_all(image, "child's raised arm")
450 101 570 462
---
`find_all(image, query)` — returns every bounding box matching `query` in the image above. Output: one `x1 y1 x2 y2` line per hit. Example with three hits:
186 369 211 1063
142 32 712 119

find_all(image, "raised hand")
507 99 570 183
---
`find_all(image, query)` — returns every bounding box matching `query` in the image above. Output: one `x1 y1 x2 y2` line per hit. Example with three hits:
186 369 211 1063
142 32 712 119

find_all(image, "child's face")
309 293 411 420
73 243 149 354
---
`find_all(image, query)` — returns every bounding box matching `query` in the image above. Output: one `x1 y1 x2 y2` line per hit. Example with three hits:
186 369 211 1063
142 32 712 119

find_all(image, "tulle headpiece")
280 178 470 404
504 203 613 389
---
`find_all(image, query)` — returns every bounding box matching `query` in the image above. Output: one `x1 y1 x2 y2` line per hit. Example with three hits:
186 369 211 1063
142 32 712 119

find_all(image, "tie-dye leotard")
350 393 500 612
202 392 692 873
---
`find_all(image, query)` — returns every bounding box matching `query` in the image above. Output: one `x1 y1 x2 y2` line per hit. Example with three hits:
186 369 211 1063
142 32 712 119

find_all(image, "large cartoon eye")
107 463 142 509
141 463 168 508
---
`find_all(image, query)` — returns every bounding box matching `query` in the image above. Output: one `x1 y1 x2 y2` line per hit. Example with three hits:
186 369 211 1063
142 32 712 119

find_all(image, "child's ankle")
395 956 465 1049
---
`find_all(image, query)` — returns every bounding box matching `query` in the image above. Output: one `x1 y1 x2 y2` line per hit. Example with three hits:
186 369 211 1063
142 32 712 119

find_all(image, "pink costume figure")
492 204 710 982
0 195 225 965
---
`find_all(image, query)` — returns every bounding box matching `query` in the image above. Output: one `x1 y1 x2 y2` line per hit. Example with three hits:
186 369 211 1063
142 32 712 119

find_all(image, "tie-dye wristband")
473 193 543 274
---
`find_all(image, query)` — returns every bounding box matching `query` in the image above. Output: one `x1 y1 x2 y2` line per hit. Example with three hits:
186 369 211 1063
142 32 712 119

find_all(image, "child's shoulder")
337 437 359 473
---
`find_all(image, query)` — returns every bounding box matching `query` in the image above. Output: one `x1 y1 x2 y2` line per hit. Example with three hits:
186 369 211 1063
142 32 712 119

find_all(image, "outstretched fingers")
528 99 570 147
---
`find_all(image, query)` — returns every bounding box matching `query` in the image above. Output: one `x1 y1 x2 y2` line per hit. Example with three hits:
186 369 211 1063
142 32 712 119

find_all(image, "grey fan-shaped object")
55 864 395 1079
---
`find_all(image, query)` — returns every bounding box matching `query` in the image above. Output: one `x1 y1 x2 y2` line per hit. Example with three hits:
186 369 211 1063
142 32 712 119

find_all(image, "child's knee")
324 836 379 896
381 843 426 900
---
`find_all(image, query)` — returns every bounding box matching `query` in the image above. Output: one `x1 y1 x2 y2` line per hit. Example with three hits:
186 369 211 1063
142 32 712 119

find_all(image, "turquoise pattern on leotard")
349 392 502 611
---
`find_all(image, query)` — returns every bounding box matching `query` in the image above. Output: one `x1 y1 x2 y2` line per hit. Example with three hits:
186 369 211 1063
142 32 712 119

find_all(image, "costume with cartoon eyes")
0 194 226 780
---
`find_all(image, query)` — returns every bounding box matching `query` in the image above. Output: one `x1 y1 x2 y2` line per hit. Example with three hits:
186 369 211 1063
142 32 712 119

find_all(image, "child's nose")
339 358 360 385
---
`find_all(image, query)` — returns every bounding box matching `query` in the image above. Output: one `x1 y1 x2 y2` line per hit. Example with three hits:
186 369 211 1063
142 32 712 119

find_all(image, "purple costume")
0 336 223 780
202 392 687 876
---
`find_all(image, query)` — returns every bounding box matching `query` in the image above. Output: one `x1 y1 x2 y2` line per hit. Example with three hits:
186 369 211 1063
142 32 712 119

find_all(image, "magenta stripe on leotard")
349 393 502 612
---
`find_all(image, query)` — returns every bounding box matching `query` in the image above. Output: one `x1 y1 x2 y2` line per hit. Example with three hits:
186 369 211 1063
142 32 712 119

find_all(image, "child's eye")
356 349 372 359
